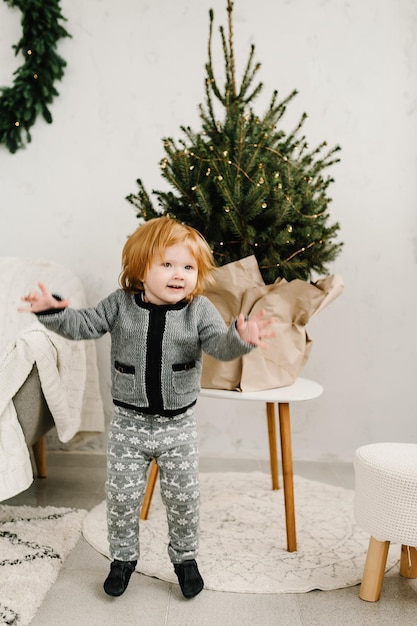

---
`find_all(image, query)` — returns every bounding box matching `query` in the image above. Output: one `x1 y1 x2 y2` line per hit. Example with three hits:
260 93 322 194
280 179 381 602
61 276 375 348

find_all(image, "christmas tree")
126 1 343 283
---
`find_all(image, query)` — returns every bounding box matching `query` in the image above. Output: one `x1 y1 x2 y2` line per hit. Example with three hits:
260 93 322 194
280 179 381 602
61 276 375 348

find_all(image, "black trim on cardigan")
113 398 197 418
146 305 166 414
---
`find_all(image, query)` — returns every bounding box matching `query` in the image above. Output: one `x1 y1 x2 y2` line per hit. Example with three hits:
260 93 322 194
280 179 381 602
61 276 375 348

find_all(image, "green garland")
0 0 71 153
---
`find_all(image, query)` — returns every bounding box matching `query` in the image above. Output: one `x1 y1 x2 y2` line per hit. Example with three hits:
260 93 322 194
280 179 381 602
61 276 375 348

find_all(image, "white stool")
354 442 417 601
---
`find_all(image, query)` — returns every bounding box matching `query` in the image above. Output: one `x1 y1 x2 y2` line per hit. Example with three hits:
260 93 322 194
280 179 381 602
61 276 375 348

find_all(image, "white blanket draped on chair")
0 257 105 501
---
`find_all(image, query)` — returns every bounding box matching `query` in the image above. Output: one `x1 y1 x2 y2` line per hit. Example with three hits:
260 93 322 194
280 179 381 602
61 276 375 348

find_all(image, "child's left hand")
236 310 276 348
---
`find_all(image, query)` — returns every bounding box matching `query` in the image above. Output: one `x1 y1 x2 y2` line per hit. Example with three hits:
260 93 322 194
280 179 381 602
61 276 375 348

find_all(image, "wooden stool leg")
266 402 279 490
359 536 390 602
278 402 296 552
400 545 417 579
140 459 159 520
32 436 47 478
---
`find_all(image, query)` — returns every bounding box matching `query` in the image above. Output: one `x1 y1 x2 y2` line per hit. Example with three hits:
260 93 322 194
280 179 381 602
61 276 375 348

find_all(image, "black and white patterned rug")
0 505 86 625
82 472 399 594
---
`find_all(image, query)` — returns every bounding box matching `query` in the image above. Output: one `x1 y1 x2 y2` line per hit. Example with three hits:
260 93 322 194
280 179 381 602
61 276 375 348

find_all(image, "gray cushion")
13 364 54 447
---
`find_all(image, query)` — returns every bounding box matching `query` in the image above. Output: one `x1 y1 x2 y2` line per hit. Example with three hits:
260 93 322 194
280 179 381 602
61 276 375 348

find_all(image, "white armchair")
0 257 105 500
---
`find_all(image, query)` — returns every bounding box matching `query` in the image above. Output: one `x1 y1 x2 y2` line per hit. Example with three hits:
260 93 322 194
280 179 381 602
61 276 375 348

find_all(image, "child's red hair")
120 217 215 299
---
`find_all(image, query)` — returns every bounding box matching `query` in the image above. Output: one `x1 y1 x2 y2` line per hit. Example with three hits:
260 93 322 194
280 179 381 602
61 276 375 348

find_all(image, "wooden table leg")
278 402 297 552
140 459 159 520
32 436 47 478
266 402 279 490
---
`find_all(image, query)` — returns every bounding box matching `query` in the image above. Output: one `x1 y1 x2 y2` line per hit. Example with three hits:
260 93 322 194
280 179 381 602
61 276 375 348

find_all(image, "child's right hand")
18 281 70 314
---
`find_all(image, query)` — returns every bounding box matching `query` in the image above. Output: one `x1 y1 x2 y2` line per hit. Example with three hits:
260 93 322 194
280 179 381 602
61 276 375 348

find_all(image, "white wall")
1 0 416 462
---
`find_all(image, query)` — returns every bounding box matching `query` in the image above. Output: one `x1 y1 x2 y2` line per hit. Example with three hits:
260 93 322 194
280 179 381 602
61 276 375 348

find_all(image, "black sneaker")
174 559 204 598
103 559 137 596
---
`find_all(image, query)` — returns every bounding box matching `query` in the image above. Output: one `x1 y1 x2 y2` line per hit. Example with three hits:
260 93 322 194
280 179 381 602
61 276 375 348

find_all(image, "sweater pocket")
114 361 136 399
172 361 197 395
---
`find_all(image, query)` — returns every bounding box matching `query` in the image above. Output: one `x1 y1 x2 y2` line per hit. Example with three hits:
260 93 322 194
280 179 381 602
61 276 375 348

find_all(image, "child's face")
143 244 198 305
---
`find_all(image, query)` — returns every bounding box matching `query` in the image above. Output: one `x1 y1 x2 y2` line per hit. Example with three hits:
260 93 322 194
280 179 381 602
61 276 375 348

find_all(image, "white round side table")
140 377 323 553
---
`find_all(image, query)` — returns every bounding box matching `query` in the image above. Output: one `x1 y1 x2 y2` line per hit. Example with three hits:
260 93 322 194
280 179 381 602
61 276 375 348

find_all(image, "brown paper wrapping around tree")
201 256 344 391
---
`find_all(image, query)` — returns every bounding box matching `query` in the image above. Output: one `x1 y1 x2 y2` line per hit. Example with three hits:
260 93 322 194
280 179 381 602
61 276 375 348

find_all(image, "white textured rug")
0 505 87 625
82 473 399 594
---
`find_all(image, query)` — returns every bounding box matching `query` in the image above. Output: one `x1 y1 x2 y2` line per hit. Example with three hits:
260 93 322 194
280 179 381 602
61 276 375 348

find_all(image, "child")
19 216 274 599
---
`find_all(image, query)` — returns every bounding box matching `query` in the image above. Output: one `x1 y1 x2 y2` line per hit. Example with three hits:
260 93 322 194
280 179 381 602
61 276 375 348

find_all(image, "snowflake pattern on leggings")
106 406 200 563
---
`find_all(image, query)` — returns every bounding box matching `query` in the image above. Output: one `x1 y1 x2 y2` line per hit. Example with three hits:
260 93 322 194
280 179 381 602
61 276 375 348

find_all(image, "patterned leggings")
105 405 200 564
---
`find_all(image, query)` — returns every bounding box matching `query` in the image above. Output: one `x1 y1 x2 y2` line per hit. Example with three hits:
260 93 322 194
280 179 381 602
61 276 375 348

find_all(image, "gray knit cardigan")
37 289 253 417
